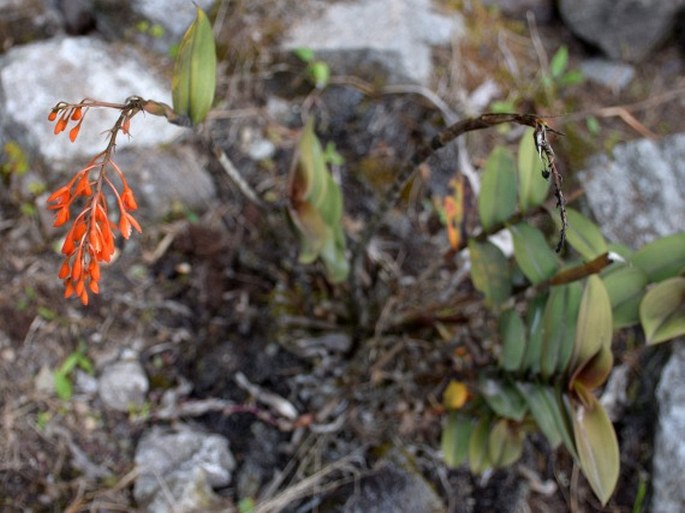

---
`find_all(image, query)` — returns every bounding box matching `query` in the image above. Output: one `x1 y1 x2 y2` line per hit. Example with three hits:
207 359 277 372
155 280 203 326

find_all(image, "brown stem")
348 112 564 328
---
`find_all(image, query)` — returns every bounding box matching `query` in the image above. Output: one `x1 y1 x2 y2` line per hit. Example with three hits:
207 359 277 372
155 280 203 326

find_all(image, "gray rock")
580 58 635 94
98 358 148 412
0 0 62 48
0 36 182 168
343 458 445 513
244 137 276 162
559 0 685 62
577 133 685 248
116 144 216 218
282 0 464 85
132 0 215 42
652 342 685 513
134 425 235 513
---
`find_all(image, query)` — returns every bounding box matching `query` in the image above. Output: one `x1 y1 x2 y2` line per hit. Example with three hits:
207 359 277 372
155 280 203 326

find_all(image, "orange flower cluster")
49 103 87 142
47 101 141 305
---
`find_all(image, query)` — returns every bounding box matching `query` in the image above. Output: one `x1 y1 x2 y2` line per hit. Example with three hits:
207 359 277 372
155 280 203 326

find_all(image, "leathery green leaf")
441 413 473 468
468 240 512 309
290 202 328 264
640 277 685 345
468 416 492 474
480 377 528 422
510 222 559 285
518 383 576 457
602 265 648 329
498 309 526 372
289 119 348 282
171 7 216 125
558 208 607 260
571 276 613 373
517 127 549 211
293 118 327 205
488 419 524 468
478 146 517 231
541 282 583 377
572 384 619 506
521 293 547 374
318 223 349 283
632 232 685 282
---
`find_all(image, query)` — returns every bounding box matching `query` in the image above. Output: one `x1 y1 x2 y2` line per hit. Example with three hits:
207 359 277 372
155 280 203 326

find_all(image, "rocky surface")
653 342 685 513
341 459 445 513
579 58 635 94
0 36 182 166
134 425 236 513
97 353 149 412
0 0 61 48
133 0 215 41
116 144 216 218
282 0 464 85
559 0 685 62
578 133 685 248
128 0 215 53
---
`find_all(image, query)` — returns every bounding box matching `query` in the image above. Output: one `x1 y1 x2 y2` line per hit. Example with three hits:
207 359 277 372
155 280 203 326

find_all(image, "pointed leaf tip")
172 7 216 125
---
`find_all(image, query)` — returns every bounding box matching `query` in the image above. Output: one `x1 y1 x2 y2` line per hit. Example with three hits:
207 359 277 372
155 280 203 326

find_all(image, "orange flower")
47 99 144 304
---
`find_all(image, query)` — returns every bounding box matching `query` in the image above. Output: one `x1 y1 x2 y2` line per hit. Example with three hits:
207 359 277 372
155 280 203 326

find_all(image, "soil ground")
1 1 684 511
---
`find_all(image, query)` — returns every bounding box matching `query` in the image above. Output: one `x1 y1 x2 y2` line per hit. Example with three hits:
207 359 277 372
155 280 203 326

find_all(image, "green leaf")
517 127 549 211
541 282 583 377
602 265 648 329
468 416 492 474
488 419 524 468
498 309 526 372
293 118 327 204
640 277 685 345
631 232 685 282
478 146 517 231
571 276 613 373
76 353 94 374
480 378 528 422
289 119 348 282
549 46 569 79
319 224 349 283
53 372 72 401
323 141 345 166
59 352 82 375
559 69 584 87
519 383 576 456
510 222 559 285
586 116 601 136
561 208 608 261
308 61 330 89
293 47 315 62
291 202 328 263
490 100 517 113
441 413 473 468
572 384 620 506
171 7 216 125
521 293 547 374
238 497 256 513
468 240 512 309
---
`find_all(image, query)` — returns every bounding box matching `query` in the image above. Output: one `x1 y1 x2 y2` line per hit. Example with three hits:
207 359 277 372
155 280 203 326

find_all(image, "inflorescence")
47 98 144 305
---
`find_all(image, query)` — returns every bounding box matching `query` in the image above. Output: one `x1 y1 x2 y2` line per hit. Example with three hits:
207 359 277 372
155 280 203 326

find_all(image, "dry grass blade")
253 450 365 513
